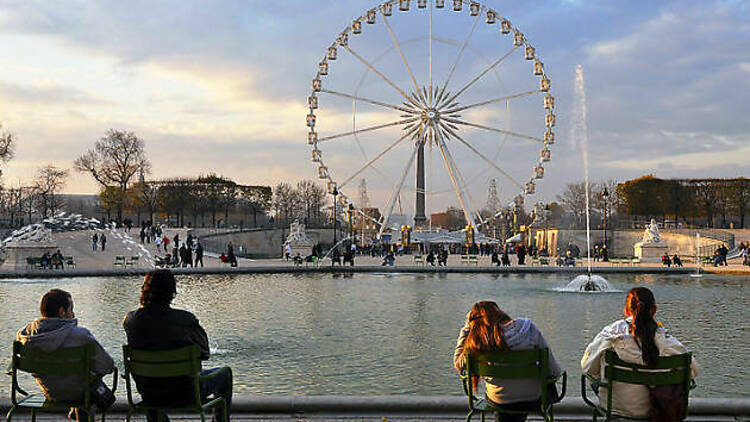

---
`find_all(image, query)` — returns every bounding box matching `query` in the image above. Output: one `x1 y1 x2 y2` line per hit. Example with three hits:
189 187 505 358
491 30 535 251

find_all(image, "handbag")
649 384 686 422
89 376 115 412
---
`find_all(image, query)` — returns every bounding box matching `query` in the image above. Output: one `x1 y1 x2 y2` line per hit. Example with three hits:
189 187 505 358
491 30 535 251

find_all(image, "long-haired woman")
581 287 699 419
453 300 561 422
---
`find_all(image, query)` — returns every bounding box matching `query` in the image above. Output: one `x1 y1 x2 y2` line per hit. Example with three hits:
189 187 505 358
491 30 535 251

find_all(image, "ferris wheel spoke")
442 117 544 144
439 127 483 225
429 0 433 104
321 89 415 114
442 89 540 114
438 122 524 191
377 140 421 239
440 11 482 96
318 117 419 143
339 124 421 189
434 125 476 228
341 45 415 105
440 45 521 108
381 12 421 94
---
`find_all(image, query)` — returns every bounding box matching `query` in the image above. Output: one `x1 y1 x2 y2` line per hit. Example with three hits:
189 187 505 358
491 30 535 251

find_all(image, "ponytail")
626 287 659 367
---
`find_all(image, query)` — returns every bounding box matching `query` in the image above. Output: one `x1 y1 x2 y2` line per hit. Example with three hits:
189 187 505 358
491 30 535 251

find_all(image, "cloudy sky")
0 0 748 213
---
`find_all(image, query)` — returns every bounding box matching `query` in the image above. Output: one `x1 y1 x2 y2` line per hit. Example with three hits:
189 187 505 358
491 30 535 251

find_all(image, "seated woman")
453 301 561 422
581 287 699 419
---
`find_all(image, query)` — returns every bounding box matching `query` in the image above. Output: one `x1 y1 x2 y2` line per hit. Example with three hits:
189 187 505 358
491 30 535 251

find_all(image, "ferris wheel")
307 0 554 239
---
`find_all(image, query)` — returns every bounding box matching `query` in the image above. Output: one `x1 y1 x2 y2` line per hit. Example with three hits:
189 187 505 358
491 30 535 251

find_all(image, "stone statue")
642 218 662 244
633 218 667 263
286 220 312 246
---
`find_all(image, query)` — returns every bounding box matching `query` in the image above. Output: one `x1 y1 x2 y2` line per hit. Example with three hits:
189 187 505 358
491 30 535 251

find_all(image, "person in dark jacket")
17 289 114 422
123 270 232 422
99 233 107 251
195 241 204 267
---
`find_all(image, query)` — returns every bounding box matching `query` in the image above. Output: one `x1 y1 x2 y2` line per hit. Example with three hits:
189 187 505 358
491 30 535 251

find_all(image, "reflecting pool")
0 273 746 398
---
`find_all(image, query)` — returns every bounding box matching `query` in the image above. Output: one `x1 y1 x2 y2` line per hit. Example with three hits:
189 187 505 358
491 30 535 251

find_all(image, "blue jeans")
146 367 233 422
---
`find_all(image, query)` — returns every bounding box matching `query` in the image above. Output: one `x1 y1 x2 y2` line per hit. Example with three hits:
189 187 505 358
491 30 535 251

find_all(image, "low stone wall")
549 230 726 258
193 227 345 258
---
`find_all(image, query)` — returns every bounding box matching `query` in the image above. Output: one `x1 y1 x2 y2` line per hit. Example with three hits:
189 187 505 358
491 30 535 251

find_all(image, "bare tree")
33 165 69 218
273 182 300 224
74 129 150 222
557 182 587 229
296 179 326 221
0 122 15 165
727 178 750 228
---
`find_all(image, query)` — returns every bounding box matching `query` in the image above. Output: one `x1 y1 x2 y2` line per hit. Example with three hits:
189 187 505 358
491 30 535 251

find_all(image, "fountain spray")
572 65 592 276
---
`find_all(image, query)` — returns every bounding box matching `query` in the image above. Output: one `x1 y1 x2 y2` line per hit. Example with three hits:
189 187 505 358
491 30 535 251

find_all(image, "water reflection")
0 273 746 398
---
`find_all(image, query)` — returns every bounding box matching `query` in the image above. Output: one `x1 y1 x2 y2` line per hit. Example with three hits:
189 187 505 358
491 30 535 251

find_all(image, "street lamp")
332 187 338 246
348 203 355 246
602 187 609 261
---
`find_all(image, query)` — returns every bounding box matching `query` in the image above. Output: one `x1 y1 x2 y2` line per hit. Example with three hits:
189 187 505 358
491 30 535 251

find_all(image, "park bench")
25 257 42 270
6 340 118 422
113 256 126 268
468 255 479 266
125 256 139 268
461 348 566 422
460 255 469 265
413 255 424 266
64 256 76 268
582 349 694 421
122 345 228 422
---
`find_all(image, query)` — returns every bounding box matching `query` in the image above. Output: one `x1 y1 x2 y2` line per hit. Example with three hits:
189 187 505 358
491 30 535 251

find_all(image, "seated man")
51 249 65 269
17 289 115 421
123 270 232 422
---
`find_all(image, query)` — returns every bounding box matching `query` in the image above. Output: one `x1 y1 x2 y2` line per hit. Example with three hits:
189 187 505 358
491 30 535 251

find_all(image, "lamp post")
332 187 338 246
348 203 355 247
544 204 551 253
602 187 609 262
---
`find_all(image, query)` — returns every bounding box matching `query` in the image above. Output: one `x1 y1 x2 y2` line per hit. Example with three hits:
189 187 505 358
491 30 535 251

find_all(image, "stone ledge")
1 396 748 416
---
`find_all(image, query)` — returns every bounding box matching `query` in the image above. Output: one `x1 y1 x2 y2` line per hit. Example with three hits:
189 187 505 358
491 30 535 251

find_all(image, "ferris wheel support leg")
434 127 476 229
376 140 422 240
437 128 482 227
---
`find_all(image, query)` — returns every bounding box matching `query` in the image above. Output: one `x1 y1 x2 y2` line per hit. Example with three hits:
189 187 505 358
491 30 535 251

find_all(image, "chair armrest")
198 366 231 381
547 370 567 400
581 373 601 408
109 367 118 393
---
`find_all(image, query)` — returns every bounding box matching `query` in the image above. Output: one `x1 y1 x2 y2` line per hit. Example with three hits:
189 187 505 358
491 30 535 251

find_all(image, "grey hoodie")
454 317 562 404
16 318 115 402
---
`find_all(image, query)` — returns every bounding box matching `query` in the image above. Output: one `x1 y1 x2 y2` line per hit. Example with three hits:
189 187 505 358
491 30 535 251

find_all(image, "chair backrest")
465 348 551 409
604 349 692 386
122 345 202 406
10 340 94 406
467 348 549 381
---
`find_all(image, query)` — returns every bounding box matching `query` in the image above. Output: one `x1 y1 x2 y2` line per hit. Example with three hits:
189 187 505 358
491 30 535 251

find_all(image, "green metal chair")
6 340 117 422
461 348 567 422
581 350 694 421
122 345 227 422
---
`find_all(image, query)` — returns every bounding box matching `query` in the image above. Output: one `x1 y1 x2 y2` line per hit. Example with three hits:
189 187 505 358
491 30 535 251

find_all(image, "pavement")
0 228 740 278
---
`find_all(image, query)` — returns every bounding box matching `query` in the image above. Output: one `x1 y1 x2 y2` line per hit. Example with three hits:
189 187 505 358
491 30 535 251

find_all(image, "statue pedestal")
288 244 313 258
1 242 58 270
634 242 667 263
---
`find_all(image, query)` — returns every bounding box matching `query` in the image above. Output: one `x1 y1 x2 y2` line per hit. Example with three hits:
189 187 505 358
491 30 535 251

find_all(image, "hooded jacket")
16 318 115 402
581 318 699 418
454 317 562 404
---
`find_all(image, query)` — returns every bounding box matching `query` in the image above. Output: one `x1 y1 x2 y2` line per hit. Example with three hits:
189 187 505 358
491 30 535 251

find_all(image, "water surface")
0 273 746 398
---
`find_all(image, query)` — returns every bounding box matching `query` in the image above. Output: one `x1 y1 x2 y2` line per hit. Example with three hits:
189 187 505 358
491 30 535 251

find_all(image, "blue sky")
0 0 748 214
